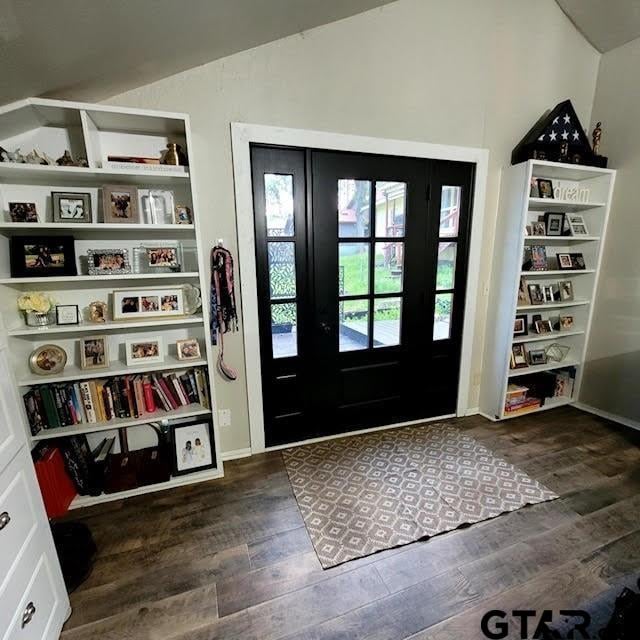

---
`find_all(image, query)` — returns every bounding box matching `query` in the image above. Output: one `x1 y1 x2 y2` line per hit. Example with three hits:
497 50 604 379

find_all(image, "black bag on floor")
599 580 640 639
50 521 97 593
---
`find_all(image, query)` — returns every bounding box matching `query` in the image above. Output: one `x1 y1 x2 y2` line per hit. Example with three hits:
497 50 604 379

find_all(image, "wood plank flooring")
60 407 640 640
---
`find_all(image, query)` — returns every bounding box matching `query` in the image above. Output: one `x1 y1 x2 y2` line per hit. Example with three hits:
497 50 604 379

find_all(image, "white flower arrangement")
17 292 55 314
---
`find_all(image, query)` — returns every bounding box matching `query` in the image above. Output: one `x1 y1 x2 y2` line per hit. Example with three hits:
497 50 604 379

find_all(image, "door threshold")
263 413 457 452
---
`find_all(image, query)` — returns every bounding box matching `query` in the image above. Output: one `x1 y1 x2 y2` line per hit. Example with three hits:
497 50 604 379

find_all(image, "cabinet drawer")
0 448 39 590
5 551 62 640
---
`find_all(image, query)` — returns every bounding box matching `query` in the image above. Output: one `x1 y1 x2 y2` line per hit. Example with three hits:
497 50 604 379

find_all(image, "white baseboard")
477 410 499 422
465 406 480 416
221 447 253 461
574 402 640 432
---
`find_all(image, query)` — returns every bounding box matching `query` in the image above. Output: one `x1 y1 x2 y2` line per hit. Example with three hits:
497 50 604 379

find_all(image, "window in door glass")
268 242 296 299
374 242 404 294
373 297 402 347
375 181 406 237
338 179 371 238
439 186 461 237
264 173 294 236
339 298 369 351
436 242 457 291
339 243 370 296
271 303 297 358
433 293 453 341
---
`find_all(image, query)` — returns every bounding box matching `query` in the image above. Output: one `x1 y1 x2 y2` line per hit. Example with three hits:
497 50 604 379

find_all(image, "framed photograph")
55 304 79 325
536 179 554 199
10 235 77 278
528 349 547 365
567 214 589 237
88 300 107 323
556 253 574 270
514 314 528 336
144 244 181 270
87 248 131 275
510 344 528 369
534 319 553 334
544 212 564 237
171 417 216 476
559 280 574 301
570 253 586 270
52 192 92 223
559 315 574 331
518 278 531 306
529 178 540 198
102 185 139 224
125 337 164 366
176 338 201 360
29 344 67 376
527 283 544 305
530 245 548 271
80 336 109 370
174 205 193 225
542 285 555 303
112 287 185 320
9 202 38 223
531 221 546 236
138 189 174 225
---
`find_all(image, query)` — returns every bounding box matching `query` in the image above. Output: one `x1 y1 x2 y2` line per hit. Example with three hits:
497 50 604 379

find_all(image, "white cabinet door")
0 344 22 474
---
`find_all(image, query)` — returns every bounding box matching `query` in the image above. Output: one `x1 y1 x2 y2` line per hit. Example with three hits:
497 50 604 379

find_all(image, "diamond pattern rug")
282 422 558 568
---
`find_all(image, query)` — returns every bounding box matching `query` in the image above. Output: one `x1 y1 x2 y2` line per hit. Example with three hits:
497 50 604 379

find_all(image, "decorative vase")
25 310 55 327
162 143 188 166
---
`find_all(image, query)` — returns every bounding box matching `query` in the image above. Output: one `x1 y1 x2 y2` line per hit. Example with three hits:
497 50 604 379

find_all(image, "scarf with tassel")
210 246 238 345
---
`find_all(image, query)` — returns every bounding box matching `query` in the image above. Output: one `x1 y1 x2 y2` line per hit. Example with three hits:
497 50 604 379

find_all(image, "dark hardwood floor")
60 407 640 639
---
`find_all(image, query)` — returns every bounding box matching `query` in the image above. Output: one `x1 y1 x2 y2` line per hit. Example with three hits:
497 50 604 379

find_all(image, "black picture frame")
544 212 564 236
52 191 92 223
10 235 77 278
556 253 574 270
570 253 586 270
514 314 528 336
528 284 544 305
170 417 216 477
536 179 554 199
55 304 80 325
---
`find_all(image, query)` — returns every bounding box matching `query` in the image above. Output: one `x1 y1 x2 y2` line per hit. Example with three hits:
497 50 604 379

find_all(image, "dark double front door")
251 145 474 447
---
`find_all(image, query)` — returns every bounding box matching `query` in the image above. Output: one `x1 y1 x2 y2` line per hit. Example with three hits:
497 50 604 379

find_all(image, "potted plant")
17 292 56 327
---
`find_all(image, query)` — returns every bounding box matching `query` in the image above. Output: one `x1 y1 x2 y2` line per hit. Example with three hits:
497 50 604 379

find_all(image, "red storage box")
34 447 77 518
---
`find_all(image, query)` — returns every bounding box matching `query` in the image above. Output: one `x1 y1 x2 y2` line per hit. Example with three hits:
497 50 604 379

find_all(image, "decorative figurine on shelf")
76 156 89 168
559 141 569 161
56 150 75 166
161 143 188 166
592 121 602 156
2 147 25 163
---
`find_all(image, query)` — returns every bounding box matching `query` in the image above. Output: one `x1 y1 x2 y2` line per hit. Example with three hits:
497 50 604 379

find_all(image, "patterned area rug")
282 422 558 568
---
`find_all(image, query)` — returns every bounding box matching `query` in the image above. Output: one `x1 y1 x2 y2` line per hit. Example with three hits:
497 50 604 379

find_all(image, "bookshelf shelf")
0 272 200 285
523 235 600 242
512 329 584 344
0 223 195 238
508 359 581 378
528 197 607 212
516 299 590 311
501 397 575 420
519 270 596 276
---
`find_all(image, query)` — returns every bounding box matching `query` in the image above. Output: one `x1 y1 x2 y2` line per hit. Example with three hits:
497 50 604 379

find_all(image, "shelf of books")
0 97 224 508
480 159 616 421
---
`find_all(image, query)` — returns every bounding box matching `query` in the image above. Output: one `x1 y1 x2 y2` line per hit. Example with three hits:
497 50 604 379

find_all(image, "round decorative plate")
183 284 202 315
29 344 67 376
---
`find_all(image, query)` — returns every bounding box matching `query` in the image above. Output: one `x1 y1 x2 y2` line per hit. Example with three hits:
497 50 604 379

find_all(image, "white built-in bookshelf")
480 159 616 421
0 97 223 508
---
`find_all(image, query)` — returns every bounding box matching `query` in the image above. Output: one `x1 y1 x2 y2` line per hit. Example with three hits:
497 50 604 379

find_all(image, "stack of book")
23 367 210 434
504 383 541 416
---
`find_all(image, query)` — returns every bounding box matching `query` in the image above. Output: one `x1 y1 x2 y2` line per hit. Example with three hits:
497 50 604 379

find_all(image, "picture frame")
102 185 139 224
534 319 553 334
559 315 574 331
536 179 554 199
10 235 77 278
514 314 528 336
528 349 547 365
174 205 193 225
80 336 109 370
556 253 574 270
570 253 586 270
138 189 174 225
176 338 201 360
527 283 544 305
510 344 528 369
171 417 216 476
142 243 182 271
9 202 38 223
545 343 570 363
544 212 564 237
112 286 185 320
530 245 548 271
55 304 79 325
517 278 531 306
567 214 589 237
87 248 131 275
52 191 92 223
531 221 546 236
529 178 540 198
558 280 574 301
125 336 164 366
29 344 67 376
88 300 108 323
542 285 555 303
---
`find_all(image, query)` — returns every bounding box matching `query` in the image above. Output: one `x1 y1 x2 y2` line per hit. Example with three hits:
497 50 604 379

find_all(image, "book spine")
167 373 188 406
103 385 115 421
133 377 145 416
94 381 107 422
179 373 198 404
142 376 156 413
79 382 97 423
151 375 173 411
53 386 70 426
157 376 179 410
124 376 135 418
72 383 86 423
194 369 205 407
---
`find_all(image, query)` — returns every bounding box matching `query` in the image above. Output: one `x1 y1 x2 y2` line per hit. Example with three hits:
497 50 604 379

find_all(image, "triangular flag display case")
512 100 607 168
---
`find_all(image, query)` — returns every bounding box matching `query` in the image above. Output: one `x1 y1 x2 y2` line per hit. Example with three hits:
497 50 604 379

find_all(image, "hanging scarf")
210 246 238 344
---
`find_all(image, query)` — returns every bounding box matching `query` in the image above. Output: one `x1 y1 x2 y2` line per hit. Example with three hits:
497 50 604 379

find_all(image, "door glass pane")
339 299 369 351
436 242 457 291
271 303 297 358
338 179 371 238
374 242 404 294
339 243 369 296
375 181 406 237
268 242 296 299
264 173 294 237
374 297 402 347
439 186 461 237
434 293 453 341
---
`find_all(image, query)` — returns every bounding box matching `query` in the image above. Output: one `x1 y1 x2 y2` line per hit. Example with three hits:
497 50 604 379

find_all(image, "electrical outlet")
218 409 231 427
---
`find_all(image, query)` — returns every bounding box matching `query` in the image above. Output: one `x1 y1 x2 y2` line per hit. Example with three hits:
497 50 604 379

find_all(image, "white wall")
580 37 640 426
103 0 600 453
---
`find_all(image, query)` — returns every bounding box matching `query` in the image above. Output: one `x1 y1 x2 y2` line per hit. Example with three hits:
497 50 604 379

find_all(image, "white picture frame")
138 189 175 224
567 214 589 236
112 287 185 320
125 336 165 366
